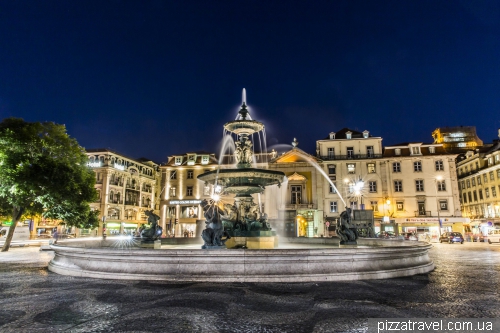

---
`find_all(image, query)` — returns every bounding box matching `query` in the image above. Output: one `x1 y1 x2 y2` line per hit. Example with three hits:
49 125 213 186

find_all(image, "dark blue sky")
1 1 499 163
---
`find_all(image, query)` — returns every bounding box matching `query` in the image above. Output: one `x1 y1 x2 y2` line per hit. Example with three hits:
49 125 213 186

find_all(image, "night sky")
1 1 499 163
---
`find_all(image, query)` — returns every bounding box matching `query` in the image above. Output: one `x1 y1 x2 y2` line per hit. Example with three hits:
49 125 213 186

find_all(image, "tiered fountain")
48 90 434 282
197 98 285 249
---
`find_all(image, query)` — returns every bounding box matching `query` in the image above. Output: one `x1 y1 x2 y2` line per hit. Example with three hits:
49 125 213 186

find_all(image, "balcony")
318 154 382 161
126 184 139 190
108 199 123 204
284 203 317 210
110 181 124 186
414 211 431 217
142 188 152 193
125 201 139 206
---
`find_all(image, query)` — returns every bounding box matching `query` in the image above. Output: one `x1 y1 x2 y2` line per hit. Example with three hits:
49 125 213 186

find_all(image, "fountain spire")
242 88 246 104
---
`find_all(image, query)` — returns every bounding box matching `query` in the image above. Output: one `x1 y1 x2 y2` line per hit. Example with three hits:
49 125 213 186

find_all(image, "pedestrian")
53 230 58 244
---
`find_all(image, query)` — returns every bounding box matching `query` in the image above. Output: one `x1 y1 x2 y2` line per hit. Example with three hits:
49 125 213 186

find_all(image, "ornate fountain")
197 94 285 249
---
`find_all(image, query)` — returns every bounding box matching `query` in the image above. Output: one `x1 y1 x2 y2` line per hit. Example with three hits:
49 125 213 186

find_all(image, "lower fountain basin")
48 239 434 282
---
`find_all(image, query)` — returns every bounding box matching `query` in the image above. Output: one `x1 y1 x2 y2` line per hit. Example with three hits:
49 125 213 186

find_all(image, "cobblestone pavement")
0 242 499 332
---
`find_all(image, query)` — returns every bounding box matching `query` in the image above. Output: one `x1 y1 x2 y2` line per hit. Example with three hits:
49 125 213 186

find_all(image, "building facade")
86 149 160 236
457 130 500 235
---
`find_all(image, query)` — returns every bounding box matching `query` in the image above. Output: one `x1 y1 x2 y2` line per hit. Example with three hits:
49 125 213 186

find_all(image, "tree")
0 118 97 251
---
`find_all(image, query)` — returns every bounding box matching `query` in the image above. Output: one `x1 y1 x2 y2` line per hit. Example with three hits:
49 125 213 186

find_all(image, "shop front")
395 217 470 242
167 200 202 238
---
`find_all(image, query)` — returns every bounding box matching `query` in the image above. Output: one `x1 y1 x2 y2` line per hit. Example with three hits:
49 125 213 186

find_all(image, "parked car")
402 232 418 241
487 229 500 244
376 231 397 239
439 232 464 244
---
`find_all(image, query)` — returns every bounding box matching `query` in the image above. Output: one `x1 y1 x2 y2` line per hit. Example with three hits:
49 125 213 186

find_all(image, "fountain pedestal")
226 235 278 249
140 240 161 249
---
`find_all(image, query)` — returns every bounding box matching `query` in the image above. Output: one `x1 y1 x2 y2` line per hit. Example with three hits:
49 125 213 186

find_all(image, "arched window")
109 190 114 201
116 192 121 203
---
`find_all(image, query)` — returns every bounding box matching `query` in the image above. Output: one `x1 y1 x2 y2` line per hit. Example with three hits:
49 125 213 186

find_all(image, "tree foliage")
0 118 97 250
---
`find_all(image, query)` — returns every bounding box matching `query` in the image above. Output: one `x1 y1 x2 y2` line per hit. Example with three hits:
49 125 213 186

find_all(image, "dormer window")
429 146 435 154
363 130 369 138
410 146 421 155
187 154 196 166
329 132 335 140
346 131 352 139
201 155 209 165
395 149 401 156
174 156 182 165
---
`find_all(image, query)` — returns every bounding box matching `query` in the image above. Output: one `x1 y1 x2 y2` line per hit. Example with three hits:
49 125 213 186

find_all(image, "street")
0 242 499 332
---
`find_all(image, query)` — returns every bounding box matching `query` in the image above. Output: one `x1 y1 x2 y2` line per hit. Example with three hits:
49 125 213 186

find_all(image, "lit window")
169 187 176 197
370 201 378 212
477 176 481 185
485 188 490 198
396 201 404 211
411 146 421 155
472 178 476 186
330 201 338 213
175 157 182 165
429 146 435 154
395 148 401 156
201 155 209 164
329 183 337 194
490 171 494 181
367 163 375 173
347 163 355 174
203 186 210 196
492 186 497 198
346 131 352 139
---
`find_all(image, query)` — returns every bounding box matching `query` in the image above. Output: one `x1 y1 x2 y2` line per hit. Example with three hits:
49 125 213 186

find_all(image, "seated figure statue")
200 199 230 249
141 210 162 241
336 208 357 245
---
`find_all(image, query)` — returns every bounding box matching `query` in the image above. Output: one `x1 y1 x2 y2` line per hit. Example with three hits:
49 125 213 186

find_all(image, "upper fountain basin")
223 120 264 136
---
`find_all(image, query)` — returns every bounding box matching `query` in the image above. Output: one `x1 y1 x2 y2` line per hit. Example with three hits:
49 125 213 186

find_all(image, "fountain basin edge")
48 240 434 282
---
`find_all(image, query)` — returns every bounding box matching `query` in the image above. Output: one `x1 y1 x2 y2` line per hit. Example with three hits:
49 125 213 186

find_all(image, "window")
472 178 476 186
461 181 465 189
394 180 403 192
395 148 401 156
169 186 176 197
439 200 448 211
187 154 196 165
330 201 338 213
473 191 478 201
415 180 424 192
346 132 352 139
328 164 336 174
463 193 467 203
328 148 335 158
329 183 337 194
363 131 369 138
186 186 193 196
347 147 354 158
393 162 401 172
497 169 500 179
413 161 422 172
492 186 497 198
370 201 378 212
468 192 472 203
429 146 435 154
477 176 481 185
435 160 444 171
347 163 355 174
366 146 374 157
483 174 488 183
490 171 495 181
437 180 446 191
369 181 377 193
175 157 182 165
187 170 194 179
396 201 404 211
479 189 483 200
203 185 210 196
291 186 302 204
411 146 421 155
201 155 209 164
466 180 470 188
485 188 490 198
170 170 177 179
367 163 375 174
